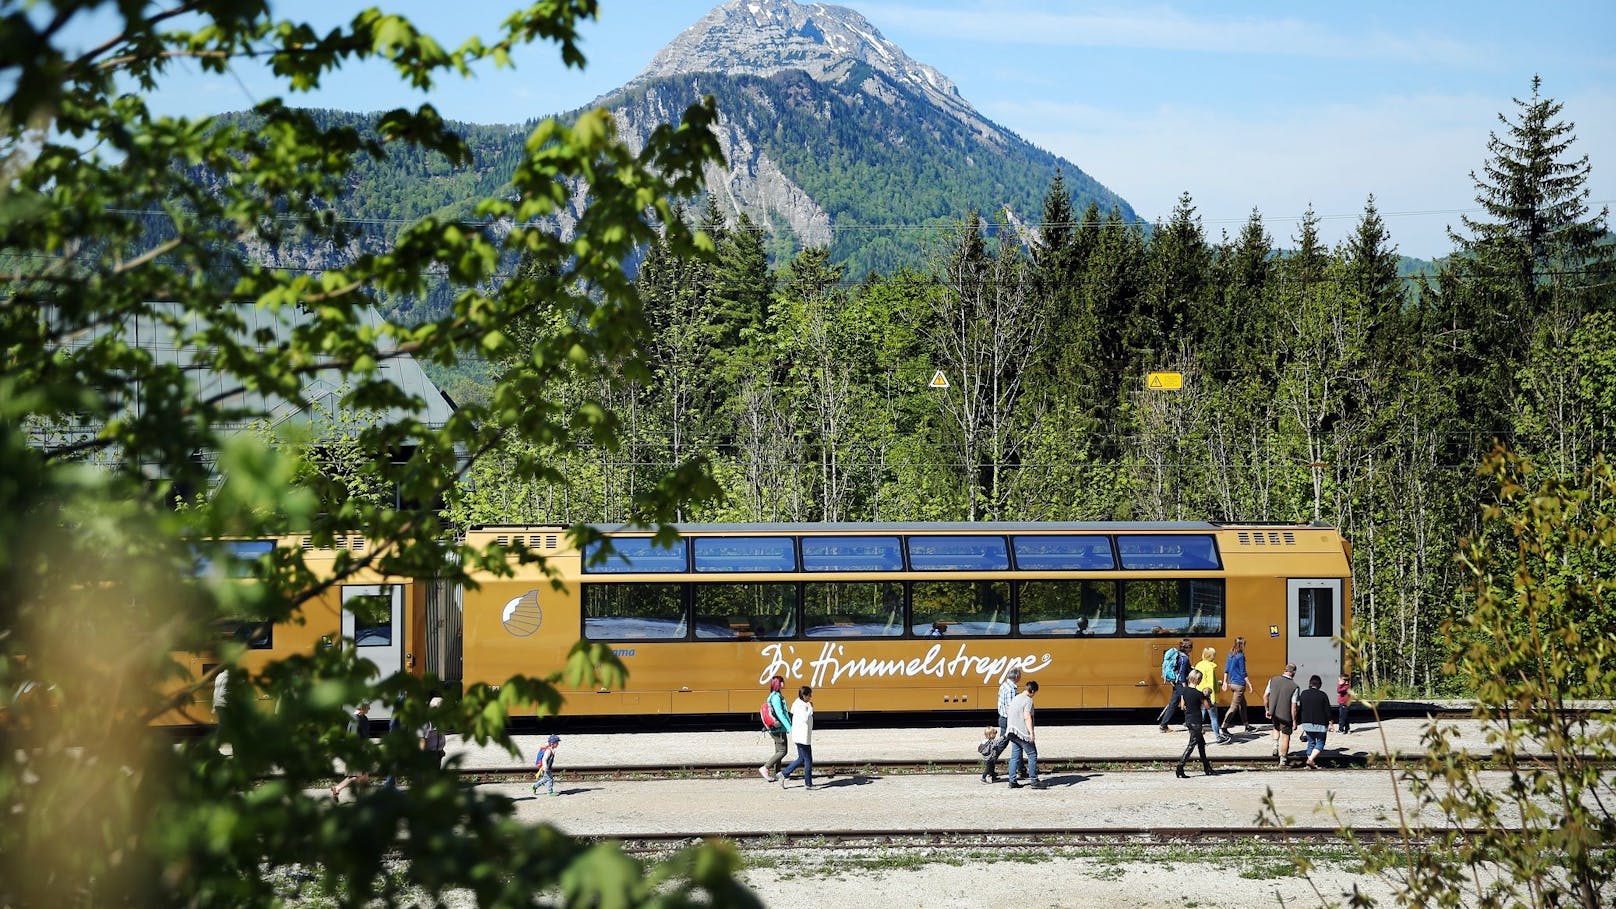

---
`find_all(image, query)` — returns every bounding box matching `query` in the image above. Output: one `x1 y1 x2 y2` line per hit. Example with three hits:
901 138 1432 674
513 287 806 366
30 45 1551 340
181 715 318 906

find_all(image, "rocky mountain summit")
631 0 1003 144
597 0 1136 274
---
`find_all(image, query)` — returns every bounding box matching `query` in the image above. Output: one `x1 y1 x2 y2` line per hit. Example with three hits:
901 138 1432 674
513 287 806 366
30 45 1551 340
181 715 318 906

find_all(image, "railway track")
602 825 1448 854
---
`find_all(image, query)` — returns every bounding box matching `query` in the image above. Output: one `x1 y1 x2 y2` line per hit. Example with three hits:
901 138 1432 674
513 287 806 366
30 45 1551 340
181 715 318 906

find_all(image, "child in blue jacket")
532 734 561 796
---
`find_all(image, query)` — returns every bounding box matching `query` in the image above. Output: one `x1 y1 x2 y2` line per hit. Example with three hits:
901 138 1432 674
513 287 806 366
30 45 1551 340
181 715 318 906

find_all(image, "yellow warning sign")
929 370 950 389
1146 371 1184 390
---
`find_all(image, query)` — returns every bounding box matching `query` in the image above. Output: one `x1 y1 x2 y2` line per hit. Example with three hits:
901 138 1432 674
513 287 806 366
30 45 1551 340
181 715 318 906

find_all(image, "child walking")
532 734 561 796
1336 676 1352 734
976 726 1000 783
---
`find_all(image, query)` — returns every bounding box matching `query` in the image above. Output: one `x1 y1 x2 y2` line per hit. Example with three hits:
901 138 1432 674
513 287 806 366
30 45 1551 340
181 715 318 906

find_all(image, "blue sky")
114 0 1616 259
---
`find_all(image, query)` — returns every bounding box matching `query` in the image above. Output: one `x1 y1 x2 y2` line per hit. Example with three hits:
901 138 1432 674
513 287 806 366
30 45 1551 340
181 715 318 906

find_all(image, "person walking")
1193 646 1230 744
1296 675 1333 769
1264 663 1300 767
1170 669 1216 778
758 675 792 782
330 701 372 802
419 693 448 772
1156 639 1192 732
1336 675 1352 734
779 686 815 790
985 667 1022 779
531 734 561 796
1222 637 1252 733
1006 680 1046 789
976 726 1000 783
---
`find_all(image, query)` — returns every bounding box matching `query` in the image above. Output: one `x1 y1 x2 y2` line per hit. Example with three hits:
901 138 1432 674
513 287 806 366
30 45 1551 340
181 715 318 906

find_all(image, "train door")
1286 579 1341 688
342 584 404 719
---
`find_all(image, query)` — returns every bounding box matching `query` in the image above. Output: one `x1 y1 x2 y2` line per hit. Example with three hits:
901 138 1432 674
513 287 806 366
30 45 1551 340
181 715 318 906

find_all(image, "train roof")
468 521 1341 534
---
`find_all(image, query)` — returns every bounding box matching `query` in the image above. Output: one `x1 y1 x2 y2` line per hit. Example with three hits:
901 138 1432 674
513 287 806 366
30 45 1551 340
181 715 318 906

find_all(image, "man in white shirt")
1006 680 1046 789
984 667 1022 782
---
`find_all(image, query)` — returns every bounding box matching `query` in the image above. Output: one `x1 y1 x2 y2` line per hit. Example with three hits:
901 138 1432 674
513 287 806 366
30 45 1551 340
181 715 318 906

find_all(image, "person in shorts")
330 702 372 801
1264 663 1300 767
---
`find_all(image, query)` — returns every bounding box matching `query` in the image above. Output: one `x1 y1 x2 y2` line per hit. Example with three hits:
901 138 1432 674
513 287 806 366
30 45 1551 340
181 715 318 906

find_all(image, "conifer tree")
1452 75 1611 321
1139 191 1213 363
1444 78 1610 453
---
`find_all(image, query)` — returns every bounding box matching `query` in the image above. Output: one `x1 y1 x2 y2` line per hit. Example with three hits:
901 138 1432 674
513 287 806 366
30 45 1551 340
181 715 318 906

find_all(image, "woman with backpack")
758 675 792 782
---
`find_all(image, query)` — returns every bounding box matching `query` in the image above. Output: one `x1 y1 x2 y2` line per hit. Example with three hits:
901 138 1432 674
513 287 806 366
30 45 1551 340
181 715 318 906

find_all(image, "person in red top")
1336 675 1352 734
758 675 792 781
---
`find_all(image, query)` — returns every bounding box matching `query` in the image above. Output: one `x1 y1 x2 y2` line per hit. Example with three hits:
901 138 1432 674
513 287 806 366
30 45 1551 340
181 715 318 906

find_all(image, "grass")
738 840 1367 883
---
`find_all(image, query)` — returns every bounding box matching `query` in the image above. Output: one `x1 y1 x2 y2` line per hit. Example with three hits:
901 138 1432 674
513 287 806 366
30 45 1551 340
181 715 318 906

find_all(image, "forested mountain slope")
207 0 1136 315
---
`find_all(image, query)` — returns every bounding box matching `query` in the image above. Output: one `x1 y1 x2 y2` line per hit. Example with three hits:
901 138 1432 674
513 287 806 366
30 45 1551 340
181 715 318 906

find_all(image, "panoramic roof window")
801 536 904 572
693 536 796 572
1012 535 1115 570
907 535 1010 571
582 537 689 573
1116 534 1221 570
192 539 276 578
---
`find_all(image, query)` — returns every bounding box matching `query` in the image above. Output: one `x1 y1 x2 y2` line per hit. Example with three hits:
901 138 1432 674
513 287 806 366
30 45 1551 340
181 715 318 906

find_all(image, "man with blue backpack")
1156 639 1192 732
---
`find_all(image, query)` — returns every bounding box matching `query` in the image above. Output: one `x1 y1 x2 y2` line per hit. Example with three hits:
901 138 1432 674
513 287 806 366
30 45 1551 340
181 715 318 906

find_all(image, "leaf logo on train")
501 592 543 637
759 642 1051 687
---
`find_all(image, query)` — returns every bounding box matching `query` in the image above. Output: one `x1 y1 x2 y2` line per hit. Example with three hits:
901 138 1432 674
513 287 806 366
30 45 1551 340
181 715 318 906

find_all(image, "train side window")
1116 534 1221 570
802 582 903 636
800 536 904 572
1121 579 1226 636
693 536 796 572
693 583 798 639
911 580 1009 636
347 587 395 647
214 618 273 649
582 537 689 573
192 539 275 578
907 536 1009 571
1297 587 1334 638
582 584 687 639
1018 580 1119 635
1011 535 1115 570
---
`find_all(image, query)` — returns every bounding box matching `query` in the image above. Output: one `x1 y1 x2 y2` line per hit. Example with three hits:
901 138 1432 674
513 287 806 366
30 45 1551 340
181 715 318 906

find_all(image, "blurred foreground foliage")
1269 447 1615 908
0 1 750 906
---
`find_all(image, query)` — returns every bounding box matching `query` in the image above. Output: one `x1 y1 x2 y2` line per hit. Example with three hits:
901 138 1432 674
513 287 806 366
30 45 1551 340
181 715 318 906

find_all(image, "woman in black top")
1294 675 1334 769
1172 670 1215 778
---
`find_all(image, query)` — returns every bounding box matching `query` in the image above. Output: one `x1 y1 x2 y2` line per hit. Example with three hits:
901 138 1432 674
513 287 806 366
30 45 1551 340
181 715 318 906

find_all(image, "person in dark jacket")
1294 675 1334 769
1171 669 1216 778
331 701 372 801
1156 639 1192 732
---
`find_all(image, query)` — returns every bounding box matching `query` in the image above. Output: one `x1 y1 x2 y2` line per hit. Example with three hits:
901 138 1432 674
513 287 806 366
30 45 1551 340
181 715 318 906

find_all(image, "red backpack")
760 697 780 730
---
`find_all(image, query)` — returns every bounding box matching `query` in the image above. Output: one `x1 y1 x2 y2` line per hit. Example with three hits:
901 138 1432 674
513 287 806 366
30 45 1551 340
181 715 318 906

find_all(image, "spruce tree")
1139 191 1212 363
1444 78 1611 449
1453 76 1610 308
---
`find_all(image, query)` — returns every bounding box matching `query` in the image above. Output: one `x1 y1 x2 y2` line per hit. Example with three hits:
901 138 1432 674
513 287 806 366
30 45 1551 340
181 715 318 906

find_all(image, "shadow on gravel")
816 775 876 788
1042 773 1096 787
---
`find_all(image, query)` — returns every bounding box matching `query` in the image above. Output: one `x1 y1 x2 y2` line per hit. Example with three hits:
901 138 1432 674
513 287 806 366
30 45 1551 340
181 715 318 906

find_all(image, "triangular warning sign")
929 370 950 389
1148 374 1163 388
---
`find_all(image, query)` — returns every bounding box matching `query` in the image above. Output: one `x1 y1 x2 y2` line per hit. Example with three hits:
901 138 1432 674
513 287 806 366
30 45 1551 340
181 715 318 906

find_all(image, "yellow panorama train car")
155 535 428 726
461 523 1351 717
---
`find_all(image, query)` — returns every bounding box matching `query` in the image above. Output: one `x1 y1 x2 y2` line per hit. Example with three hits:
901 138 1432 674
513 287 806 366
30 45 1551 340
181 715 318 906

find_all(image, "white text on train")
757 642 1052 687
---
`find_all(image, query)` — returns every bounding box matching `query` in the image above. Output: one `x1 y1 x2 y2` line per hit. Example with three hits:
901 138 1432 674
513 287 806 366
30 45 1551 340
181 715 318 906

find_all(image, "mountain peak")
633 0 997 140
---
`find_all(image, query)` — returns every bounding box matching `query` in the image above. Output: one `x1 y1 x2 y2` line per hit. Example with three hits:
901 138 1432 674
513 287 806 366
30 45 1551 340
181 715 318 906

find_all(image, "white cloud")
991 89 1616 259
859 2 1485 66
